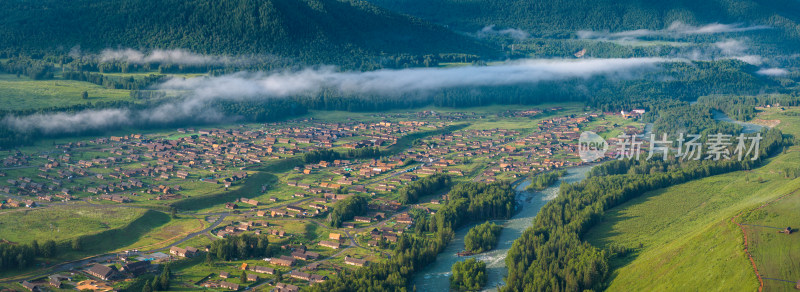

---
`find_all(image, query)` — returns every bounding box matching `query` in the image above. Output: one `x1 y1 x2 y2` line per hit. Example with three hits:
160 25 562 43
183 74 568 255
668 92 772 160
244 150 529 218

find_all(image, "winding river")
411 165 595 291
711 109 765 133
411 110 761 291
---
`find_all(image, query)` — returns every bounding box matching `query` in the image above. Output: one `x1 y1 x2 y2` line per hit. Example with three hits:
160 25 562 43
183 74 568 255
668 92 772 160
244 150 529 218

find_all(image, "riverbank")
411 165 595 291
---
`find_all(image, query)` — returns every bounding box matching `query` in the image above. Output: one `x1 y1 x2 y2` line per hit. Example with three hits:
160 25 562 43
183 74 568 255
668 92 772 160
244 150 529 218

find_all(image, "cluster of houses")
0 115 448 207
1 108 654 291
169 246 199 257
19 274 73 292
216 221 272 238
287 270 327 283
344 256 369 267
0 198 37 209
22 257 158 291
392 114 611 182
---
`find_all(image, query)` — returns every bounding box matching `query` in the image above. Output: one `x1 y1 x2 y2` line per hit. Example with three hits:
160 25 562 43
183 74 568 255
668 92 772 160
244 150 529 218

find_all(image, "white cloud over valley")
4 57 673 134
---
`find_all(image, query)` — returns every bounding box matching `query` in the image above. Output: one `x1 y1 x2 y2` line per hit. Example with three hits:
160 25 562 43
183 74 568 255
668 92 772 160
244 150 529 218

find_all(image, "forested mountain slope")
368 0 800 50
0 0 495 66
368 0 798 32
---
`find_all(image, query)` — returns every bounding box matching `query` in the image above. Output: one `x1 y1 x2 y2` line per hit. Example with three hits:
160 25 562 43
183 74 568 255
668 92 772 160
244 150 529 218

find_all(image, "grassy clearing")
758 106 800 137
0 205 146 244
0 208 172 280
114 216 208 252
171 171 279 212
0 74 133 110
74 209 172 254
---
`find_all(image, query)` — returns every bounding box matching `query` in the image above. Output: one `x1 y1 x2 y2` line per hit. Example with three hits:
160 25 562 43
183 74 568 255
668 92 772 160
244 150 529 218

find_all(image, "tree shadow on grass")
81 209 172 254
170 172 279 211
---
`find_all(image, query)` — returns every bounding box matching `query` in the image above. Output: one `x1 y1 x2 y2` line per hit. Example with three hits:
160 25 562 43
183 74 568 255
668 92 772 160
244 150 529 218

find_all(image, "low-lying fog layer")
4 19 791 135
5 58 671 134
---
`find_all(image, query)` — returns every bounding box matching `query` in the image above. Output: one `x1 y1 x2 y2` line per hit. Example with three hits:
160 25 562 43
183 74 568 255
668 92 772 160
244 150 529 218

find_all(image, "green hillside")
0 0 495 67
584 155 800 290
583 108 800 291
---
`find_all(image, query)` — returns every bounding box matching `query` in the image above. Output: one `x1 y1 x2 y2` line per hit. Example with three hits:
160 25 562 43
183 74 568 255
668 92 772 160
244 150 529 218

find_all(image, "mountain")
366 0 799 33
0 0 497 67
367 0 800 51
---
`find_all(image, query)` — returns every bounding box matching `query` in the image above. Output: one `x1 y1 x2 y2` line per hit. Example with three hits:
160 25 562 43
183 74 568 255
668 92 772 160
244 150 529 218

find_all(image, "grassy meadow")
584 106 800 291
113 215 209 252
0 74 133 110
743 194 800 291
0 205 147 244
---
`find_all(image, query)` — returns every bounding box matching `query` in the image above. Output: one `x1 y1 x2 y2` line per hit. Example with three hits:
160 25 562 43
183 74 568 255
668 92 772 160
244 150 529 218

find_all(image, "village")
0 106 646 291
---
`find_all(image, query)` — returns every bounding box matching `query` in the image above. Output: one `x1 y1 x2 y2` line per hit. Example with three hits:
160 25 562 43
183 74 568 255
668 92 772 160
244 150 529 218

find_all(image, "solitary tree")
160 265 171 290
71 237 83 251
42 240 57 258
81 91 89 99
142 280 152 292
205 251 214 265
31 240 40 256
240 271 248 284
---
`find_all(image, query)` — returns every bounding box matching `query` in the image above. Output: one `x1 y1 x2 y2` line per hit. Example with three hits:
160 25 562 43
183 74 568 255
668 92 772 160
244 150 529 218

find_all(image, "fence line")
731 188 800 292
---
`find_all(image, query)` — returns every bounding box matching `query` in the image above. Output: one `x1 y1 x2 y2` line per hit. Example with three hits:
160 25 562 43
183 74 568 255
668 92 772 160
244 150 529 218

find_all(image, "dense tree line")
651 104 743 137
397 173 451 204
503 127 789 291
508 38 727 59
369 0 800 55
329 195 369 228
0 239 59 273
303 149 341 164
525 170 566 191
0 243 36 271
696 94 800 121
450 258 487 291
130 90 168 100
785 167 800 179
0 100 144 148
207 233 270 262
302 147 383 164
464 221 502 253
0 57 54 80
418 182 517 235
213 99 308 124
62 71 167 90
142 265 171 292
290 60 776 115
307 181 516 291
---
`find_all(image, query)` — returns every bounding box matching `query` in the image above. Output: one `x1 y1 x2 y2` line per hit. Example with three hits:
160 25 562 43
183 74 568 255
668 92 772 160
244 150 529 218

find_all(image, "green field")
114 216 208 252
171 171 280 212
742 193 800 291
0 205 147 244
0 74 133 110
584 108 800 291
0 207 176 280
742 106 800 291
